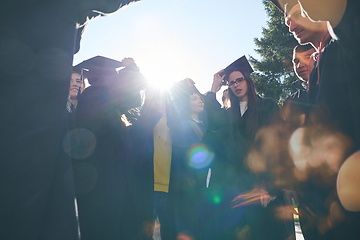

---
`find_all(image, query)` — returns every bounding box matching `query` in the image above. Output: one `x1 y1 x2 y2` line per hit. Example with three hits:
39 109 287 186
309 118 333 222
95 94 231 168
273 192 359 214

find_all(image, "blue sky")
74 0 269 94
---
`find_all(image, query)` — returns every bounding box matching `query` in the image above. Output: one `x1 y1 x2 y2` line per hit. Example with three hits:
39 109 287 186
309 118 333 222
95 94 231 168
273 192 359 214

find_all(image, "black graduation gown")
162 116 210 240
0 1 139 239
0 2 79 239
308 1 360 150
202 93 291 240
283 81 309 119
129 104 163 240
75 85 142 240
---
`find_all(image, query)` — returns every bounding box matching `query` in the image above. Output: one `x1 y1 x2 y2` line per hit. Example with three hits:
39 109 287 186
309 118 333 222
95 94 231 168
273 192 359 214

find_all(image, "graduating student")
281 38 315 129
203 56 293 240
162 80 210 240
74 56 147 240
67 68 85 130
131 81 210 240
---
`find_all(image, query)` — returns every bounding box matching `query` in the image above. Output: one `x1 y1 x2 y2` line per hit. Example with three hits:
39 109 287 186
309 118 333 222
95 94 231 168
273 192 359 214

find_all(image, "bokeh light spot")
187 143 214 169
63 128 96 159
289 127 310 172
337 151 360 212
206 188 224 205
212 195 222 205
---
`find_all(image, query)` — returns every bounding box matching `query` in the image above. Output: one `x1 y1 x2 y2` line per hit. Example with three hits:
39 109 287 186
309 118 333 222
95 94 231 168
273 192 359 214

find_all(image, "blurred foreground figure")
0 1 138 240
337 151 360 212
75 56 147 240
272 0 360 239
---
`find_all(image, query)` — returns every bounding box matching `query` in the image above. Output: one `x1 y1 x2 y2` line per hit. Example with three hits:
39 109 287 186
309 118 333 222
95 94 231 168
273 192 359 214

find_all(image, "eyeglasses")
228 77 245 86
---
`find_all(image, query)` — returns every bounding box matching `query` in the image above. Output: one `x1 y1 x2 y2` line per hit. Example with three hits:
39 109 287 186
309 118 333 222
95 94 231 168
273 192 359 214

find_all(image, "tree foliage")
250 0 298 103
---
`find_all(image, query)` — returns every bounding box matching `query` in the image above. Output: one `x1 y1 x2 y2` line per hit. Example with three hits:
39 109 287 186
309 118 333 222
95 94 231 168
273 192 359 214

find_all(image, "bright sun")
120 13 193 91
138 49 189 90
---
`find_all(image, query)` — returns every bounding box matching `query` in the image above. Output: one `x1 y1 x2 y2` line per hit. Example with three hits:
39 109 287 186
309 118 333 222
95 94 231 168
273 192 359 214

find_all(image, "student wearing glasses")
202 56 292 240
206 56 279 168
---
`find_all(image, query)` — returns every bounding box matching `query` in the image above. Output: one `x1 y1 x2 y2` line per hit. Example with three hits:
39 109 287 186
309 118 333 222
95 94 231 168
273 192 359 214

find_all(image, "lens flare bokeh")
337 151 360 212
187 143 214 169
289 126 351 176
63 128 96 160
211 194 223 205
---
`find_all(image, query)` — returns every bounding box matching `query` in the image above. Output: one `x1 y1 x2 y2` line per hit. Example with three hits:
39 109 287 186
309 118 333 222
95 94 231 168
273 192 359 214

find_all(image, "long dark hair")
227 70 260 139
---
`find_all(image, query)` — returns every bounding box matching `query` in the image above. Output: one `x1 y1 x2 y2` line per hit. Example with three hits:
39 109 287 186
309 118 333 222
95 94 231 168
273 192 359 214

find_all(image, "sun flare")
129 15 192 90
138 50 189 90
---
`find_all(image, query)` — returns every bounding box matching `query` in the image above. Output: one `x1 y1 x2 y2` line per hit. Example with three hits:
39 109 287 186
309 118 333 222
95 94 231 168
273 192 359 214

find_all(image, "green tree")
250 0 298 104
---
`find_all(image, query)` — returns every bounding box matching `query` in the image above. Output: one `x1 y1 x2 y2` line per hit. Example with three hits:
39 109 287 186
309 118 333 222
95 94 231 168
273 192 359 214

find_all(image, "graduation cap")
221 55 254 84
74 56 123 85
179 78 203 97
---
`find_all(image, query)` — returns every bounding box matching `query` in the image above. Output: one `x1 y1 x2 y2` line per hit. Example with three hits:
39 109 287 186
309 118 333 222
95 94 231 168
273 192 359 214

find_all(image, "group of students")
62 1 360 240
1 0 359 240
65 53 295 240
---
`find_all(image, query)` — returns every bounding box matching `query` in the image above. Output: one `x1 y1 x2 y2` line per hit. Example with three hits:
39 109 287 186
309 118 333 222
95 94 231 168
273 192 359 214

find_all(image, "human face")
293 48 316 81
285 4 327 45
190 93 204 113
69 73 83 99
228 71 248 101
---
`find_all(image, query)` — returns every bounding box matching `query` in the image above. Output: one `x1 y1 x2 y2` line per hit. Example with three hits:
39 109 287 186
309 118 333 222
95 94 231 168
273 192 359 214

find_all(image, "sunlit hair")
222 89 231 109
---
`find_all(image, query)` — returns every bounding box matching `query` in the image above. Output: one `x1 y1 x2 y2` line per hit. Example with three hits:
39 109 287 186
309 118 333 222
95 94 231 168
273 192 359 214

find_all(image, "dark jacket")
165 104 210 240
75 85 145 240
129 104 162 237
0 1 139 240
301 1 360 239
202 92 285 240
